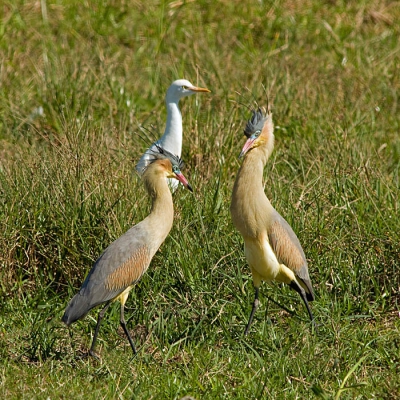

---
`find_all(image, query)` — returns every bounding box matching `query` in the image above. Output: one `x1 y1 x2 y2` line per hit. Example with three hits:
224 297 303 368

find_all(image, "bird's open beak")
175 172 193 192
239 137 256 158
188 86 211 93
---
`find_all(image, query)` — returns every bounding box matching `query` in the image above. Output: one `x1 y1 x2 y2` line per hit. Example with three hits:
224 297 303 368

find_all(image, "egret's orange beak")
188 86 211 93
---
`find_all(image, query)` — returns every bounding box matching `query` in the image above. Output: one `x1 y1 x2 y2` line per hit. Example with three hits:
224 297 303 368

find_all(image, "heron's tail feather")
62 293 91 326
306 290 315 302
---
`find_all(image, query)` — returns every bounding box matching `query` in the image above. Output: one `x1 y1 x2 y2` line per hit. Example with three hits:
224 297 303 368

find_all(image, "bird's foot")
88 349 101 360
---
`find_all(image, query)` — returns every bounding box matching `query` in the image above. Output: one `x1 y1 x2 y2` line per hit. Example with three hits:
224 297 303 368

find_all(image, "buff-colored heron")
230 108 315 335
62 146 192 356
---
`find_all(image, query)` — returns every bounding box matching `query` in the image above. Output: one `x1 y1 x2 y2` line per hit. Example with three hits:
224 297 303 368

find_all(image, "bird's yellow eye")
182 85 188 90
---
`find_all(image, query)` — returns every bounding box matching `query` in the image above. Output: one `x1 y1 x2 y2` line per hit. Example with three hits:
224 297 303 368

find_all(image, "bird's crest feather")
148 144 185 171
244 108 268 138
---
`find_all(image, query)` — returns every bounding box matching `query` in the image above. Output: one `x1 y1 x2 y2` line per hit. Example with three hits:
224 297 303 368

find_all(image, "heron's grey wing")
268 211 314 299
62 223 153 325
79 223 152 306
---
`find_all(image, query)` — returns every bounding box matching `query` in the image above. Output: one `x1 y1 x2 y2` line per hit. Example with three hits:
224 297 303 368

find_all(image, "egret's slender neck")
142 171 174 249
157 96 183 156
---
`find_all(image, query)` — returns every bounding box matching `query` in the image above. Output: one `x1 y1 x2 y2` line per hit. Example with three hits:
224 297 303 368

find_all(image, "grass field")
0 0 399 398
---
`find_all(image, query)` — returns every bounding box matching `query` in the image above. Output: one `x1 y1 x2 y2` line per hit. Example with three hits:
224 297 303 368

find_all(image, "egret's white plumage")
136 79 210 189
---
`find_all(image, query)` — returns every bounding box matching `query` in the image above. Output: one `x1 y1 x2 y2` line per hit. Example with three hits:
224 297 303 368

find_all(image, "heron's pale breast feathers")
244 236 280 282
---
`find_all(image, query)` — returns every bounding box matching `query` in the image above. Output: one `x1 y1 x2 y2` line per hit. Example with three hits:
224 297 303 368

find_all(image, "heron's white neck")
157 99 183 157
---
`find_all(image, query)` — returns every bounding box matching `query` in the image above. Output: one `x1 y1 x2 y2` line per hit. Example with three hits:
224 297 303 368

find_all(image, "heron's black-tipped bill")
239 137 256 158
175 172 193 192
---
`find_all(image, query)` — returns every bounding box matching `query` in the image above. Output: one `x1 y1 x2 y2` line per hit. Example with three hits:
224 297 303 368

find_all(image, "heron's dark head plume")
238 107 274 159
151 144 185 171
137 137 185 175
146 144 192 192
244 108 268 138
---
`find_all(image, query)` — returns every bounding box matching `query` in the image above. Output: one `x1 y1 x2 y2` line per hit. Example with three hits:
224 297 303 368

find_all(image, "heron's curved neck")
233 150 269 204
231 147 273 238
157 99 182 156
143 173 174 247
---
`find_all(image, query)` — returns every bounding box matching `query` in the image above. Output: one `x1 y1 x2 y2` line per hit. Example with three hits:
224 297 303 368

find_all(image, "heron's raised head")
145 145 193 192
239 108 274 158
166 79 210 102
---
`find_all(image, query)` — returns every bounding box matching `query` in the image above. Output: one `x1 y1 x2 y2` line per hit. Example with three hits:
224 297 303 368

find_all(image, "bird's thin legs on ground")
289 281 316 329
120 305 137 355
245 286 260 335
89 301 112 357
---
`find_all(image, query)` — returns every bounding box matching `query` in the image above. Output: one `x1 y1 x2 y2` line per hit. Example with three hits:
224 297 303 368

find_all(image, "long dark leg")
120 304 137 355
289 281 316 328
89 301 112 357
244 286 260 336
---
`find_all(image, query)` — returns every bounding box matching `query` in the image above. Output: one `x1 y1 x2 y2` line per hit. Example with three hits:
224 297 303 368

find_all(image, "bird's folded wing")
79 226 152 306
268 213 313 297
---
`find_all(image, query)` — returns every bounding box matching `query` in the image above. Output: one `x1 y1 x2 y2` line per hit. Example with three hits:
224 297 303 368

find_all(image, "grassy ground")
1 0 399 398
